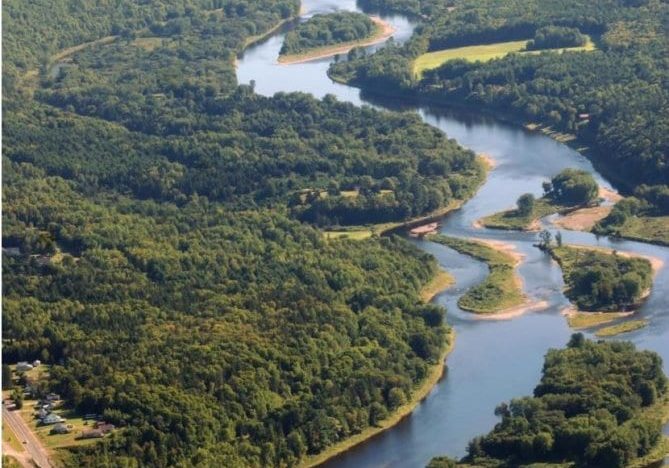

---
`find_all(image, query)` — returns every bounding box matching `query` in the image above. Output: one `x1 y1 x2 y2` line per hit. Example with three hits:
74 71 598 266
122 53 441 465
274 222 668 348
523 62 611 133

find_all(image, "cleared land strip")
2 405 52 468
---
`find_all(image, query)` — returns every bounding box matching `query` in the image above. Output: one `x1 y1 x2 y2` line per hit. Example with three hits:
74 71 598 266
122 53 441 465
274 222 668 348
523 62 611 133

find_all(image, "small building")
83 413 97 420
93 422 115 434
50 423 70 435
578 113 590 120
32 360 41 367
16 362 33 372
79 429 104 439
37 408 49 420
45 393 61 401
41 413 64 425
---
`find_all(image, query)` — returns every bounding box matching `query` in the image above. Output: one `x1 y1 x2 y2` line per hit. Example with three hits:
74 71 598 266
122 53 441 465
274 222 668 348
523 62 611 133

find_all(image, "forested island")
429 336 669 468
332 0 669 245
480 169 599 231
279 12 380 62
550 246 653 312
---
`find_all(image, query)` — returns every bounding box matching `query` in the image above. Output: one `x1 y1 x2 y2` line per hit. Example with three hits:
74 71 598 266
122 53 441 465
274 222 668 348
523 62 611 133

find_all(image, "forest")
550 246 653 311
330 0 669 228
280 12 377 56
429 336 668 468
0 0 484 466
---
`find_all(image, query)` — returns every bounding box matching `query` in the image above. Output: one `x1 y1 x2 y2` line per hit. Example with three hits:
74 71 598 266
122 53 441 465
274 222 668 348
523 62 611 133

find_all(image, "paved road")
3 403 52 468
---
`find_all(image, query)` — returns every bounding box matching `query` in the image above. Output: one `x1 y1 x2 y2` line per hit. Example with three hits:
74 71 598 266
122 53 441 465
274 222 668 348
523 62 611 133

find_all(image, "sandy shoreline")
278 16 395 65
552 186 623 231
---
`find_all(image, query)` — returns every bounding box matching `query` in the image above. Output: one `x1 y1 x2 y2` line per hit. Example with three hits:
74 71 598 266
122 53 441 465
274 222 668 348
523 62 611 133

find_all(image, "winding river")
237 1 669 466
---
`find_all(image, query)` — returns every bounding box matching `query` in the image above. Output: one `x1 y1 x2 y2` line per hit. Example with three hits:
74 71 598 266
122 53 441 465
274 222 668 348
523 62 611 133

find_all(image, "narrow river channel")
237 1 669 466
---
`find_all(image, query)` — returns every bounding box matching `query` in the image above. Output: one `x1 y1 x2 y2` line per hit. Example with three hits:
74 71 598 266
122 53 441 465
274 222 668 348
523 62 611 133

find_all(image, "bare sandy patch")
476 238 524 265
553 205 612 231
478 153 497 169
475 299 550 321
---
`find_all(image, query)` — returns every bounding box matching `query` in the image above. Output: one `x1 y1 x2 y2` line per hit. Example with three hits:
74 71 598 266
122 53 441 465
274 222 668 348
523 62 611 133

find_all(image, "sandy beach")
552 186 623 231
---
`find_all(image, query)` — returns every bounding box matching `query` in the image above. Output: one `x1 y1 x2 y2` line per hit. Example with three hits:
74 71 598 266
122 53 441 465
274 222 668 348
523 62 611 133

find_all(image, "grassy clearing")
420 270 455 302
2 456 22 468
566 311 629 329
480 198 567 231
595 319 648 337
429 235 525 314
323 229 373 240
18 401 101 450
413 36 595 77
130 37 165 51
2 420 25 453
615 215 669 246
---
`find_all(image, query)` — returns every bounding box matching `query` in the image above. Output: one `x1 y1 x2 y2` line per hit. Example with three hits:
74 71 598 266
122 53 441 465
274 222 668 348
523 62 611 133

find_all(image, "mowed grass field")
413 36 596 77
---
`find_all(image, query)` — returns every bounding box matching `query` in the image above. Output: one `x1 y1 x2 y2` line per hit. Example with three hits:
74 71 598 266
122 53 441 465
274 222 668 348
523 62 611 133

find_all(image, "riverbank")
279 17 395 65
302 327 456 468
323 154 489 240
300 263 457 467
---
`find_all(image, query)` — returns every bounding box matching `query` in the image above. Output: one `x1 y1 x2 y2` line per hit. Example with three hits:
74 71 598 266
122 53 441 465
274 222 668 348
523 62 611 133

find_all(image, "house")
50 423 70 435
16 362 33 372
41 413 64 425
79 429 104 439
45 393 61 401
93 422 115 434
2 247 21 256
37 408 49 420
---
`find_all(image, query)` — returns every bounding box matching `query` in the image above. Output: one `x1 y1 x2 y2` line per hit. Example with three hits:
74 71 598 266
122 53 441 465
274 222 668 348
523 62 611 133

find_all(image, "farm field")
414 36 595 77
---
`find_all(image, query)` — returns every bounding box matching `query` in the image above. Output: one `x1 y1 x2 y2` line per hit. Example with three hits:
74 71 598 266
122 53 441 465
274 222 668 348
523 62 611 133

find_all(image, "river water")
237 1 669 466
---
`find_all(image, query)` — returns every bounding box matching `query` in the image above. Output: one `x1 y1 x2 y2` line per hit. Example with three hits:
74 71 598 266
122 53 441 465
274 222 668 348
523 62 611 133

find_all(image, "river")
237 1 669 466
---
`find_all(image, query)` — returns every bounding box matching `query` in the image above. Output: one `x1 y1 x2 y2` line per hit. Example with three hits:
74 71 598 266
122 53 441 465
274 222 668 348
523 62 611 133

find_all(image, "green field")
429 235 525 314
567 311 628 329
616 215 669 246
595 319 648 337
414 36 595 77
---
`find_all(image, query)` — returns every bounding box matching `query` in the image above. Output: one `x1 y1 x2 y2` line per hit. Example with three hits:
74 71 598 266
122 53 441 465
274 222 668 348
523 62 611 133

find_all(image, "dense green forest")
429 336 668 468
1 0 484 466
331 0 669 235
280 12 377 56
550 246 653 311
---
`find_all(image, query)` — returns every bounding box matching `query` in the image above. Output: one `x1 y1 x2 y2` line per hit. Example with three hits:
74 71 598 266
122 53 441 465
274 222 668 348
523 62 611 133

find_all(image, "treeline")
430 336 668 468
526 26 587 50
280 12 377 56
330 0 669 194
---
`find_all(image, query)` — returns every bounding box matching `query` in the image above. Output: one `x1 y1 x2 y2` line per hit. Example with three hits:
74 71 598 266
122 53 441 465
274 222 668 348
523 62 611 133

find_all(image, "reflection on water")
237 1 669 466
